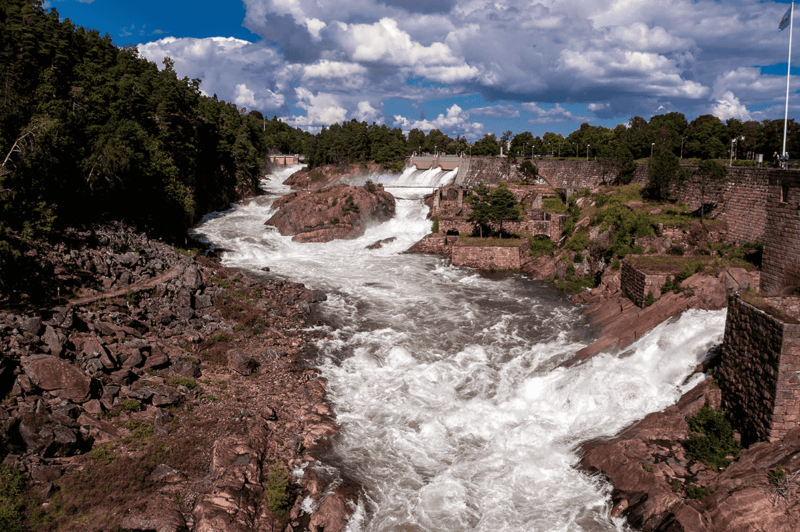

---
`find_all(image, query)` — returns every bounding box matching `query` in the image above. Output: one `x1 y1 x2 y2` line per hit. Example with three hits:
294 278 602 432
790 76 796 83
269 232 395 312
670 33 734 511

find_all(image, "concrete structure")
269 154 300 166
761 171 800 294
718 294 800 443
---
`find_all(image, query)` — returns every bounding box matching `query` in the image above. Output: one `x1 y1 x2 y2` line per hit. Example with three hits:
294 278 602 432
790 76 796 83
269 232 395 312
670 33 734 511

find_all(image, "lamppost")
586 144 590 161
730 138 736 166
681 136 687 159
434 145 438 157
651 142 655 157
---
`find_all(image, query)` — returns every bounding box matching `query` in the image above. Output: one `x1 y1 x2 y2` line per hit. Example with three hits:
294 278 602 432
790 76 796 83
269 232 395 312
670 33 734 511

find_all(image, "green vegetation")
769 464 785 485
661 276 683 294
612 258 621 271
684 404 741 470
0 464 27 532
212 278 232 289
684 482 712 500
565 231 589 252
213 333 232 343
122 400 141 412
167 377 197 389
542 196 568 213
641 462 654 473
467 182 524 237
644 292 656 307
263 462 291 517
529 235 555 257
431 215 439 233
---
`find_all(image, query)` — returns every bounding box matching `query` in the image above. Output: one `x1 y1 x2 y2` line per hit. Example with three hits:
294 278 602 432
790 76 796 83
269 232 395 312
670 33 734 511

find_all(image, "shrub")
123 399 141 412
432 216 439 233
234 324 245 332
642 462 654 473
684 482 712 500
612 257 621 271
264 462 291 517
213 333 231 343
529 235 555 257
644 292 656 306
330 218 339 225
633 244 645 254
769 465 785 485
661 276 683 294
168 377 197 389
668 245 685 256
565 231 589 252
566 263 576 277
212 277 232 289
574 252 584 263
684 404 740 470
0 464 27 532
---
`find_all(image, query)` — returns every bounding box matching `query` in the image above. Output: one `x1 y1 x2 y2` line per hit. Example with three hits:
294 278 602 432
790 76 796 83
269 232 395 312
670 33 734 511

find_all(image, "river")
194 165 727 532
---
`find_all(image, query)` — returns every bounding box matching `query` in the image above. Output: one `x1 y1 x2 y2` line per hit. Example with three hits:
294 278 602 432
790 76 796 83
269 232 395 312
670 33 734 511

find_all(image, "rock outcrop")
581 377 800 532
266 185 395 243
283 163 387 192
0 225 356 532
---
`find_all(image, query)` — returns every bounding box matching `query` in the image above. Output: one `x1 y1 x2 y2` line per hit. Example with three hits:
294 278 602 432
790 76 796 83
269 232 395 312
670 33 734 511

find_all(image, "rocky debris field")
581 377 800 532
266 184 395 243
0 226 356 532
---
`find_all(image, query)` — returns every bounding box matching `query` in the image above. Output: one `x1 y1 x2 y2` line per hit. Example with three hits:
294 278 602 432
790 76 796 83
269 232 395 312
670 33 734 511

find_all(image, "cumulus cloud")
392 104 483 136
137 1 800 136
711 91 752 121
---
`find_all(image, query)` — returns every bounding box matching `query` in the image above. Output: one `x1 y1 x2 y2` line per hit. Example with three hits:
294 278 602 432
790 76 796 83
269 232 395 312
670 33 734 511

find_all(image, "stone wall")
761 171 800 294
718 294 800 442
451 240 529 270
620 260 671 307
436 213 566 241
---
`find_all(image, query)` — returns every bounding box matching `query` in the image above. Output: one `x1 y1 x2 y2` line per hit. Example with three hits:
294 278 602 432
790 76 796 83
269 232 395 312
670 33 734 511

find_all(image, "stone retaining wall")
451 240 529 270
762 172 800 294
620 260 671 307
718 294 800 442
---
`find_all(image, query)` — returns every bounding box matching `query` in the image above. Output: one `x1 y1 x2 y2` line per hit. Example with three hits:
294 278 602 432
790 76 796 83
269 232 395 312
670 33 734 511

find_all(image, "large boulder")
21 355 94 403
265 185 395 243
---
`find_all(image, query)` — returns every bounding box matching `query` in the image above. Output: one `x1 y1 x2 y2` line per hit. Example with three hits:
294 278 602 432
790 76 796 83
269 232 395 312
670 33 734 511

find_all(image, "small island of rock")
266 183 396 243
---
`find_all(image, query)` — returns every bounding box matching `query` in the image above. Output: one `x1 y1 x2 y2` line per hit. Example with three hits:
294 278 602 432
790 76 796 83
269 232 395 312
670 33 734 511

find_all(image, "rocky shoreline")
0 225 356 532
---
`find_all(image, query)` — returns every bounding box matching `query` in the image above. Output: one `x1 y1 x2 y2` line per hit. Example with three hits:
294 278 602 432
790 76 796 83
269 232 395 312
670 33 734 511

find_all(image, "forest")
2 0 799 288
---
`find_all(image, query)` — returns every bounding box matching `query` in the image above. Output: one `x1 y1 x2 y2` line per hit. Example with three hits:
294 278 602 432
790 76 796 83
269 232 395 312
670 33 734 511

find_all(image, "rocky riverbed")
0 225 355 532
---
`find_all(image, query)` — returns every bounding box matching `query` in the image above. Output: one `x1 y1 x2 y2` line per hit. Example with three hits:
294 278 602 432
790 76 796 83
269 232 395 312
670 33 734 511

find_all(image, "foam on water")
194 166 727 532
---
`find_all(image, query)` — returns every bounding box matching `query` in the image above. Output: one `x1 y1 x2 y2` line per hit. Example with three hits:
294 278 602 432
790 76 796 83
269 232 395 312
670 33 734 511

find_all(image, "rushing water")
194 165 727 532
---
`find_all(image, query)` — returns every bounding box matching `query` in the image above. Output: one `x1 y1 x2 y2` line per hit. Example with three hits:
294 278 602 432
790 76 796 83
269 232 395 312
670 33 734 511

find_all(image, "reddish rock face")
266 185 395 243
581 378 800 532
22 354 93 403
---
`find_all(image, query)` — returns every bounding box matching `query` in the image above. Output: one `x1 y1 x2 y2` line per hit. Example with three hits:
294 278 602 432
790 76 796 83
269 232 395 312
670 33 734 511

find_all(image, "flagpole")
783 1 794 159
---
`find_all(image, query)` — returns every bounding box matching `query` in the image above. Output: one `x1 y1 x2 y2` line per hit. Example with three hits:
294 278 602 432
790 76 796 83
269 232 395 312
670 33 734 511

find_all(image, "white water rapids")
194 165 727 532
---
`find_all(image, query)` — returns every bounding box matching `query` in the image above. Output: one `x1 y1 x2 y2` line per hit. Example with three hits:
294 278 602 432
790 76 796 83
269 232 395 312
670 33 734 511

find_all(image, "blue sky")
49 0 800 139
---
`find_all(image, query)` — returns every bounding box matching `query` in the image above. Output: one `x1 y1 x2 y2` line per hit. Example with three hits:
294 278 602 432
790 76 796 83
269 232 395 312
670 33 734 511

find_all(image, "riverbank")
0 225 355 532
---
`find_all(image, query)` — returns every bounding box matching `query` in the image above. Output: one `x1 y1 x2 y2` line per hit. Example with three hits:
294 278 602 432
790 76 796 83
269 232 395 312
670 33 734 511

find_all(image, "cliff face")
266 185 396 243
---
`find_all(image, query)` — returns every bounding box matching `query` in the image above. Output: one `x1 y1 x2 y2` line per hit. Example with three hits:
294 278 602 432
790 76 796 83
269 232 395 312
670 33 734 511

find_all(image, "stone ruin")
719 171 800 442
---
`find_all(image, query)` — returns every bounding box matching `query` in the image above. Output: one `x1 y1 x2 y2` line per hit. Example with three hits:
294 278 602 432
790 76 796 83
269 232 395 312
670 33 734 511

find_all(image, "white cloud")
469 104 520 118
711 91 752 121
234 84 257 108
523 103 591 124
354 101 383 123
139 1 800 136
392 104 483 136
